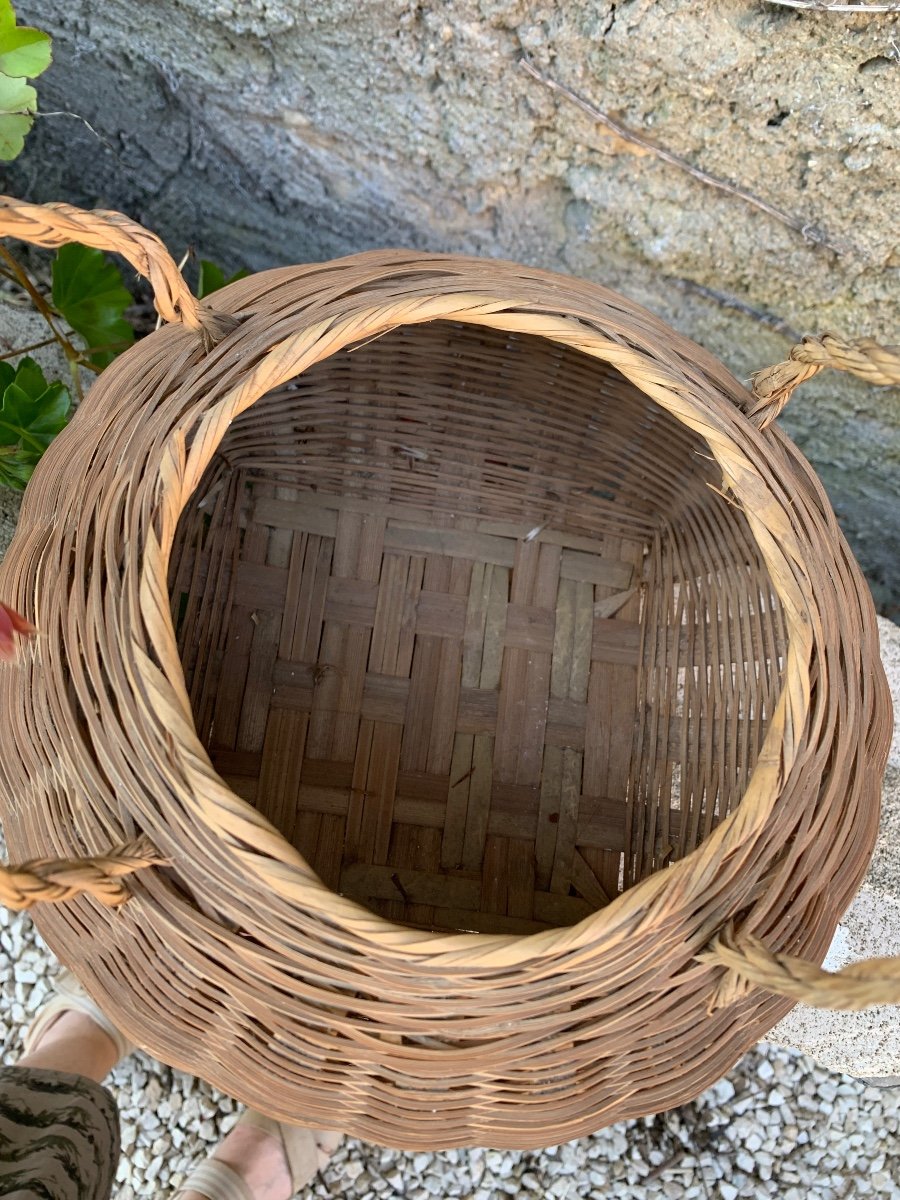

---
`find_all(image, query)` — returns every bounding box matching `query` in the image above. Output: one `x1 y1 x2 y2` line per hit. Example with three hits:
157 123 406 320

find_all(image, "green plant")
0 4 243 491
0 356 70 489
0 240 244 491
0 1 133 479
197 259 249 299
0 240 245 490
51 243 135 368
0 0 51 161
0 235 136 402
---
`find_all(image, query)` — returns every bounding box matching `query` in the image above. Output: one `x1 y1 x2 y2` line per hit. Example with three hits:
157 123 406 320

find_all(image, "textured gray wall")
7 0 900 609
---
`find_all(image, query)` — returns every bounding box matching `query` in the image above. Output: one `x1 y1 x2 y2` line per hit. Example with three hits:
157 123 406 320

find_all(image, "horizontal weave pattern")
0 251 890 1149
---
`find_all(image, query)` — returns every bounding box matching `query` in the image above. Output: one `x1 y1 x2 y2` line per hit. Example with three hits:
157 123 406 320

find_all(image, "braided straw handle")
3 834 897 1011
0 196 220 911
0 195 237 347
701 928 900 1011
0 836 167 911
748 332 900 429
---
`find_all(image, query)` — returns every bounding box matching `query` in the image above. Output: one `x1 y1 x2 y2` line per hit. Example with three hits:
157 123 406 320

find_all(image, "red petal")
0 612 16 662
5 606 36 635
0 602 37 656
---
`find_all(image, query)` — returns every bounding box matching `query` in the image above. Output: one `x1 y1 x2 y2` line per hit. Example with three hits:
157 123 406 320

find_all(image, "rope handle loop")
4 837 899 1011
0 835 167 911
700 925 900 1011
747 332 900 430
0 194 237 348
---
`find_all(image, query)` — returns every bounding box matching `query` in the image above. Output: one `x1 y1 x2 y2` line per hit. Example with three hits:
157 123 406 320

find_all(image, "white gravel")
1 881 899 1199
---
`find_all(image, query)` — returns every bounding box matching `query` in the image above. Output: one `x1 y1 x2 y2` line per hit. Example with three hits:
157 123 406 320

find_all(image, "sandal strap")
23 969 135 1061
238 1109 342 1188
172 1160 253 1200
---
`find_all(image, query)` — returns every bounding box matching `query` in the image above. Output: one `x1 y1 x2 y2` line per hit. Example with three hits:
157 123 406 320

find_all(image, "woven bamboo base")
169 322 786 933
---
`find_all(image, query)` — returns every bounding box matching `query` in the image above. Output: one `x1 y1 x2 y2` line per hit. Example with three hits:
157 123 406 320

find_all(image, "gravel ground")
1 895 898 1199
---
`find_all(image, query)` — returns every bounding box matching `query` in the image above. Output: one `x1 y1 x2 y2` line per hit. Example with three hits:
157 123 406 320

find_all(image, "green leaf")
0 357 71 448
51 243 135 368
0 74 38 160
7 354 47 401
0 2 52 160
0 357 71 489
0 24 52 78
0 109 30 159
0 449 36 490
197 259 249 299
0 72 36 113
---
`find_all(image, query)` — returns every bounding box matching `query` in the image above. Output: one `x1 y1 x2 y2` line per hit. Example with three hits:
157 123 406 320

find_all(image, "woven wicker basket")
0 197 895 1150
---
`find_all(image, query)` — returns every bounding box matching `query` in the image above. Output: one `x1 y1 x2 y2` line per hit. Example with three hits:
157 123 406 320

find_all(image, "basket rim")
130 278 814 963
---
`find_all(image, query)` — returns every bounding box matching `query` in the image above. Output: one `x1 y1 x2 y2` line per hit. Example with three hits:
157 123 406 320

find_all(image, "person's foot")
18 1007 121 1082
18 970 131 1082
178 1121 294 1200
176 1112 342 1200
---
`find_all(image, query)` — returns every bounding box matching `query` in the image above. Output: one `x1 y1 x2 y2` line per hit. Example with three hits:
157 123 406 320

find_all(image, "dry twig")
766 1 900 11
669 278 802 341
519 56 848 256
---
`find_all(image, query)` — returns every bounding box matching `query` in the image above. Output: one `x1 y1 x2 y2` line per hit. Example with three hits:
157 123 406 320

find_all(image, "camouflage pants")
0 1068 119 1199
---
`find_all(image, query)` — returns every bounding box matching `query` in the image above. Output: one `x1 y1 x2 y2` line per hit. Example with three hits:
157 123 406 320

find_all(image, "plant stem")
0 336 58 362
69 360 84 402
0 243 84 374
0 248 95 403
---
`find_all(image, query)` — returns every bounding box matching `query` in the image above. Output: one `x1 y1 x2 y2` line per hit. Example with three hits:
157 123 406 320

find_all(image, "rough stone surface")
8 0 900 611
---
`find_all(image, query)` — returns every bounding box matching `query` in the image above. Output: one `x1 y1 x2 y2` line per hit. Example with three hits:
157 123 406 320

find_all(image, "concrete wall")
8 0 900 608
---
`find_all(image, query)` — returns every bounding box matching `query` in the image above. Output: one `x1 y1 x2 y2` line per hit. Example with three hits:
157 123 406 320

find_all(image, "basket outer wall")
0 253 889 1149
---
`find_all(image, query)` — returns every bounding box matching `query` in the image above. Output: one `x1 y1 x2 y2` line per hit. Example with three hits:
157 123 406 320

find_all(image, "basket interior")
168 321 787 934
